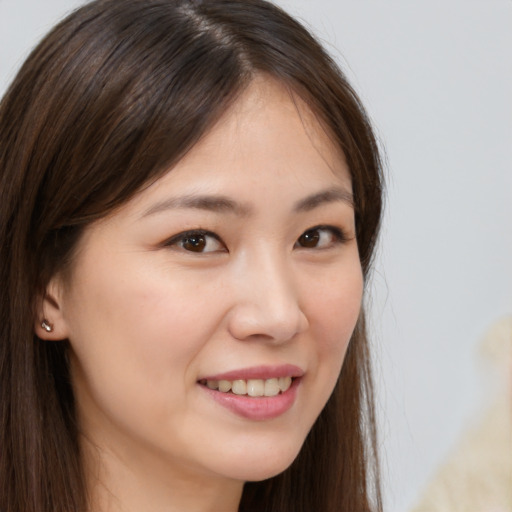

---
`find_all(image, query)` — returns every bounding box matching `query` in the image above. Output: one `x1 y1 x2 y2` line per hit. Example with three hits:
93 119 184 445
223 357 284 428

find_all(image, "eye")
295 226 347 249
165 230 226 253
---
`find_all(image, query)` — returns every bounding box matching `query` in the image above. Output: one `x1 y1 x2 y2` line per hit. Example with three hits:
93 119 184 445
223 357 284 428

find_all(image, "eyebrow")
142 194 250 218
293 188 354 212
141 187 353 218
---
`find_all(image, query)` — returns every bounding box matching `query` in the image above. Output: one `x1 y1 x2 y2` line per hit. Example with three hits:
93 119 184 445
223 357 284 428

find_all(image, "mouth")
197 365 303 420
198 376 295 397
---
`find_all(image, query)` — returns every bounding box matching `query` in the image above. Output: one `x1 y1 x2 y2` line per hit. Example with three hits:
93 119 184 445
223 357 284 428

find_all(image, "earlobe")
34 278 70 341
40 319 54 333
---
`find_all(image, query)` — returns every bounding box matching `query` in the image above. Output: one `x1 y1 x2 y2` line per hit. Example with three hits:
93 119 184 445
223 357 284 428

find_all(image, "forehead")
100 76 352 226
214 76 347 175
148 77 349 193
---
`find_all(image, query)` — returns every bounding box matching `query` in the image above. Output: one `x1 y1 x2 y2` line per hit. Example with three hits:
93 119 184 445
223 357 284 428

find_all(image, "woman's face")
49 78 363 487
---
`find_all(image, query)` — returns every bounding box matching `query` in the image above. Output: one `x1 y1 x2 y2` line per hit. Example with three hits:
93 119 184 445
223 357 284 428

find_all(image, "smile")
199 377 293 397
198 365 303 420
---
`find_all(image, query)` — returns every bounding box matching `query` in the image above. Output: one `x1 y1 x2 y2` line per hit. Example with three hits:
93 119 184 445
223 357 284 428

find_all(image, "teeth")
247 379 264 397
204 377 293 397
264 378 280 396
278 376 292 392
232 380 247 395
218 380 231 393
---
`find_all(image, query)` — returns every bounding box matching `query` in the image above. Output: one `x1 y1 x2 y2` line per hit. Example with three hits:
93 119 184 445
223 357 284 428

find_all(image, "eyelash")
164 225 350 254
164 229 224 254
294 225 349 250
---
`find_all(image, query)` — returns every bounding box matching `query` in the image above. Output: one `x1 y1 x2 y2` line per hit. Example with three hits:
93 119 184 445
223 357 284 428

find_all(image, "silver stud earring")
41 319 53 333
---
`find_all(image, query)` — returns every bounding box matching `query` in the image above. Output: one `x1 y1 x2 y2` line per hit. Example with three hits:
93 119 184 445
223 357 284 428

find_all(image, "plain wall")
1 1 511 511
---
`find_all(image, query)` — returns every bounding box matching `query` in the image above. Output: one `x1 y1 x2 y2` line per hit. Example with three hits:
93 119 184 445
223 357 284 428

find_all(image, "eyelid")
316 225 350 241
161 224 351 253
295 224 351 249
163 229 226 252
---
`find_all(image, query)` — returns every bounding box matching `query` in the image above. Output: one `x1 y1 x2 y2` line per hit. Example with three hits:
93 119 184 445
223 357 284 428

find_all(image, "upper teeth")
204 377 292 397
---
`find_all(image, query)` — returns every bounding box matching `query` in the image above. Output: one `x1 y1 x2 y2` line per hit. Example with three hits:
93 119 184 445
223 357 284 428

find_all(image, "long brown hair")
0 1 384 510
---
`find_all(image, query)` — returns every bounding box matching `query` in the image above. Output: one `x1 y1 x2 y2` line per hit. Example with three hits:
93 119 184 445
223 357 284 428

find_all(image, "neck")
82 436 244 512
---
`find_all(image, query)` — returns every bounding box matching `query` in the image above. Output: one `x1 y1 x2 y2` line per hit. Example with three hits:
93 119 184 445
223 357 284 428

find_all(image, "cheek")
64 263 225 449
68 255 212 350
65 263 237 440
63 259 203 395
305 263 363 384
311 266 363 345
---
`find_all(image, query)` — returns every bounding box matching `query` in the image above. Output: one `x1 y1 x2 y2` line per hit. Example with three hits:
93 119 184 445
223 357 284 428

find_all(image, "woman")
0 0 384 511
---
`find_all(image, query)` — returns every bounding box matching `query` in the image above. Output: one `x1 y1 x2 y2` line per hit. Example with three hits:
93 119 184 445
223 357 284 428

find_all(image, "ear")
34 277 70 341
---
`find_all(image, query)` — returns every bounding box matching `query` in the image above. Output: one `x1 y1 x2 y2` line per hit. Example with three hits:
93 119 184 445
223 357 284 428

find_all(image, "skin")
38 77 364 512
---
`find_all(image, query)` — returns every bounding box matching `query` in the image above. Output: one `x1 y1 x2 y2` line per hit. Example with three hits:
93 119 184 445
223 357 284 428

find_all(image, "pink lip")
200 377 301 421
198 364 304 421
200 364 304 382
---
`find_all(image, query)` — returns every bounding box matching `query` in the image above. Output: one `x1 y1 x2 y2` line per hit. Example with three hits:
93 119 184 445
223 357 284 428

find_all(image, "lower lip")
200 378 300 421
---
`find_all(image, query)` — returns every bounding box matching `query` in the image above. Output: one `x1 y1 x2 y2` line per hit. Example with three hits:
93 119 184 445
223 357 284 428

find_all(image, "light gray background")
1 1 511 511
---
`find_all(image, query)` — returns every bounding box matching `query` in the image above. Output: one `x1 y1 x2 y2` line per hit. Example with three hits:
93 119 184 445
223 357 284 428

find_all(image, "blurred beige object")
412 317 512 512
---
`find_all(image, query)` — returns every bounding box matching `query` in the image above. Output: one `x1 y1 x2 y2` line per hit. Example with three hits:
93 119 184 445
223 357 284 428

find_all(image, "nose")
226 251 309 343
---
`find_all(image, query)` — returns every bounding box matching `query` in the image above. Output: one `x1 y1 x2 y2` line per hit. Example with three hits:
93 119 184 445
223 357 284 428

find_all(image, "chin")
216 436 305 482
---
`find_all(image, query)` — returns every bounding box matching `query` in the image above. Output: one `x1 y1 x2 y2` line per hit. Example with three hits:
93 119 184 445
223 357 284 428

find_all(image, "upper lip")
199 364 304 382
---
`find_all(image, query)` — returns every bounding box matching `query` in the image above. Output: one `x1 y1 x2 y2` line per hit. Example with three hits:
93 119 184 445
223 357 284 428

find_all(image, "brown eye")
166 230 225 253
297 229 320 248
181 234 207 252
295 226 347 250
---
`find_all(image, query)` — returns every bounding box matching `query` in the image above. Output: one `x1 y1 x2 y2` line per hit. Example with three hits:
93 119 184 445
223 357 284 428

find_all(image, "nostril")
226 294 309 341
